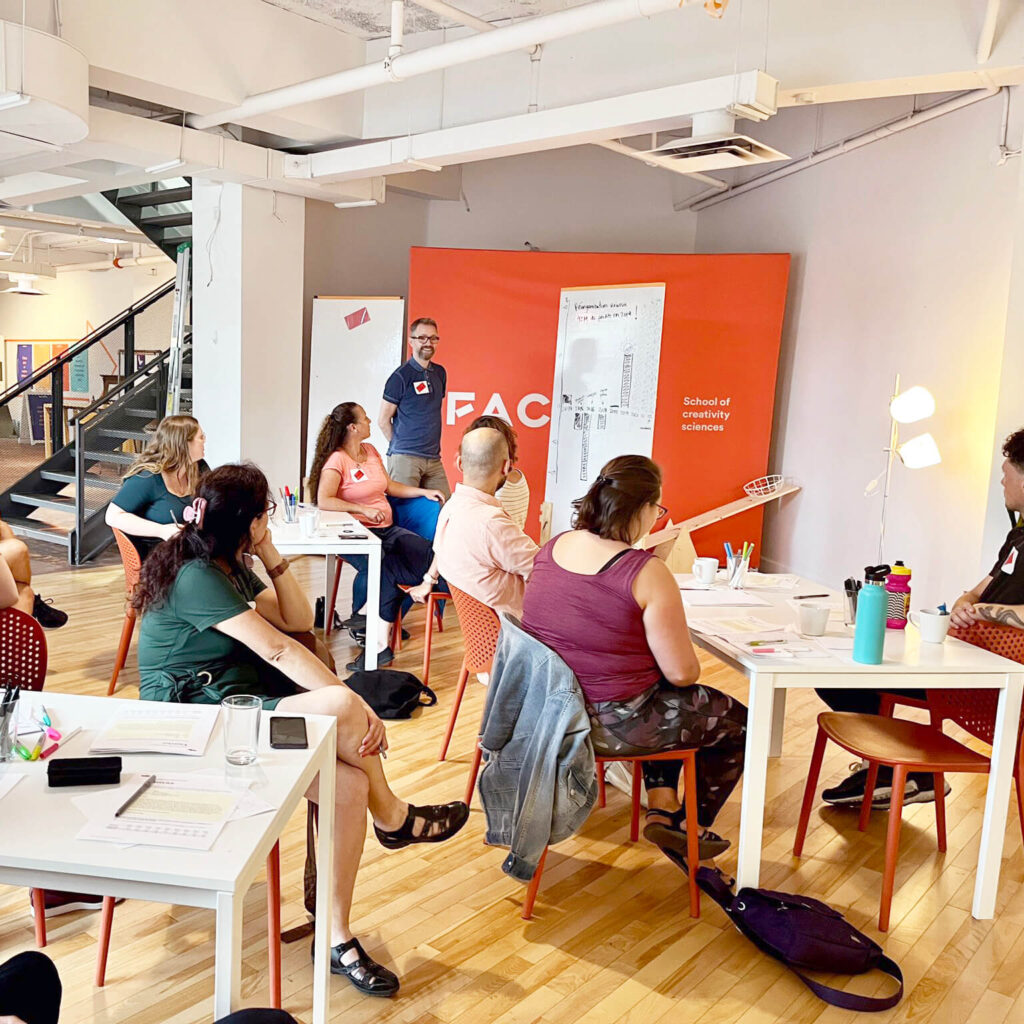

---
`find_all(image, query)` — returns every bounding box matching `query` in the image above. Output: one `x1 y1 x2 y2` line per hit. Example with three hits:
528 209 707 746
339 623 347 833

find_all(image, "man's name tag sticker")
414 380 431 395
1002 547 1019 575
351 467 366 482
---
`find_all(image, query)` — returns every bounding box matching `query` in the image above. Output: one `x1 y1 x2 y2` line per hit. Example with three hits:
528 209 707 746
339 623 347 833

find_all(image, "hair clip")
182 496 207 528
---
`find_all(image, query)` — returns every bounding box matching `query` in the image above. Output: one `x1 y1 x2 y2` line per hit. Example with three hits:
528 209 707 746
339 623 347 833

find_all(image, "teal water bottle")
853 566 889 665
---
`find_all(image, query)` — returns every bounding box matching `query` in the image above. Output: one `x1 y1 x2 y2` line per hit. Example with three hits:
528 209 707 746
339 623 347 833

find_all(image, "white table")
273 511 383 670
0 692 337 1022
683 575 1024 920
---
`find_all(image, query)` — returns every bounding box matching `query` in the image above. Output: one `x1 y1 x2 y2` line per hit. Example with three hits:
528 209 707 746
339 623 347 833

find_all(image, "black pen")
794 593 829 600
114 774 157 817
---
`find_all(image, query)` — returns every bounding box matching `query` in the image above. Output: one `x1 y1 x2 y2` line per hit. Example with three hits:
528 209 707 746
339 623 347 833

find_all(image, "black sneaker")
903 774 952 806
346 647 394 672
342 613 366 631
314 597 342 631
822 763 894 806
350 627 409 644
32 595 68 629
30 890 104 918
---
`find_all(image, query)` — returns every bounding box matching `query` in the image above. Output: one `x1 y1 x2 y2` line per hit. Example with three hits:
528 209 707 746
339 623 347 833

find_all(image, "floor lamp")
877 374 941 563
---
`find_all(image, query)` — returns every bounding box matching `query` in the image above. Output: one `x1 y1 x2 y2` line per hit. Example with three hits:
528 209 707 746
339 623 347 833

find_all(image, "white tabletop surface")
272 510 381 553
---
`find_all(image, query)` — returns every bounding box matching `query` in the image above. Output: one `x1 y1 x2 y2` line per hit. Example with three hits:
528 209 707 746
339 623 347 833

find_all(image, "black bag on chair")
344 669 437 719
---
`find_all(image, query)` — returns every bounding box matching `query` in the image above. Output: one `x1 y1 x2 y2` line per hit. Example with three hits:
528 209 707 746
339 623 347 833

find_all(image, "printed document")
89 706 218 757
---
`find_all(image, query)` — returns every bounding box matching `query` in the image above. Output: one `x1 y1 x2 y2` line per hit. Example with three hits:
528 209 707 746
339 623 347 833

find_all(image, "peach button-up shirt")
433 483 539 617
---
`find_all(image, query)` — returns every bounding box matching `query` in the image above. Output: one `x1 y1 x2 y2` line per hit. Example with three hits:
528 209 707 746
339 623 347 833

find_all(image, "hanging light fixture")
1 273 45 295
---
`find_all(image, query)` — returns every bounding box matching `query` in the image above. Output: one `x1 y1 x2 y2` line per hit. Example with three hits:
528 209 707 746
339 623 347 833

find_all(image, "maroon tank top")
521 534 660 703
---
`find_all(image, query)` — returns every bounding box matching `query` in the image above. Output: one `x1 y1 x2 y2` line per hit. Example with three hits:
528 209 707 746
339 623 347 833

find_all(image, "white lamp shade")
889 385 935 424
897 432 941 469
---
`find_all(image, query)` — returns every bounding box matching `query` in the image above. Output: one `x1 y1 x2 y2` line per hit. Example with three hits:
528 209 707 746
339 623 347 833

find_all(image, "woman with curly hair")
135 462 468 997
105 414 210 558
308 403 444 669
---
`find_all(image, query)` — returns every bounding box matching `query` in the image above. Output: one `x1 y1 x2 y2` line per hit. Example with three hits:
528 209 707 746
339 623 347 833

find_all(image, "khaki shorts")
387 454 451 498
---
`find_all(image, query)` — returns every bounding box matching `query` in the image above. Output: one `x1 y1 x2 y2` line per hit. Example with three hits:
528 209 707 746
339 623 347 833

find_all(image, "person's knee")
0 539 31 579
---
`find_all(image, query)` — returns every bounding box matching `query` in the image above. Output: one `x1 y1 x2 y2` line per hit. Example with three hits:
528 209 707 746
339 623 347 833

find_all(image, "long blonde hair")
125 415 203 495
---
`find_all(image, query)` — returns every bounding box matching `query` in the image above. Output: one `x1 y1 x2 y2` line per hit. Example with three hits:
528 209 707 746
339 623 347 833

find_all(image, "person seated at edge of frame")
133 463 469 998
818 427 1024 811
410 426 538 620
0 515 67 628
106 414 210 559
465 415 531 531
520 455 748 861
308 402 445 670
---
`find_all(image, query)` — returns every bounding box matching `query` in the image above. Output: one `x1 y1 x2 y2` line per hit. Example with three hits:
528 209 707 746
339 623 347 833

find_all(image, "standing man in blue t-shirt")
378 317 451 498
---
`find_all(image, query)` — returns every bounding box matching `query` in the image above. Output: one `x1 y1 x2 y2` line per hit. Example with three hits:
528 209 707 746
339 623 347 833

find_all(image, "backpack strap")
790 956 903 1012
419 684 438 708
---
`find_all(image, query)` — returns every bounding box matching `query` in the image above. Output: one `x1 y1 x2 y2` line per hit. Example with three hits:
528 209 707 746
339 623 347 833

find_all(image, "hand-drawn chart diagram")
545 283 666 534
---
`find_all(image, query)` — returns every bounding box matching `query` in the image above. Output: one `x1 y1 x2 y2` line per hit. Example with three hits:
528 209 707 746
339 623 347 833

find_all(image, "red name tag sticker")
1003 547 1019 575
351 467 366 482
414 380 431 395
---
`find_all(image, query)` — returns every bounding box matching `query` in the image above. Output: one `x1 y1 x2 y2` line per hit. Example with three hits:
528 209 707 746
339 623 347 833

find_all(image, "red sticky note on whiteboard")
344 307 370 330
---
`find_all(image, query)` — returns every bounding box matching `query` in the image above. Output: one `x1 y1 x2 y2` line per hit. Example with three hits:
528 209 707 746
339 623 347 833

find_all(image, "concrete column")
192 181 305 492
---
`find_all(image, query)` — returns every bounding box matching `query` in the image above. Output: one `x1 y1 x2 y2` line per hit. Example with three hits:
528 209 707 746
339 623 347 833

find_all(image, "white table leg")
213 890 242 1018
324 555 334 620
769 687 787 758
364 541 381 671
973 672 1024 919
312 734 336 1024
736 672 775 890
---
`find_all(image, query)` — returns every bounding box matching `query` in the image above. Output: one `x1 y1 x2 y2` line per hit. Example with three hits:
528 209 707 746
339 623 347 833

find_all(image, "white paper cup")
798 603 830 636
912 609 950 644
692 557 718 585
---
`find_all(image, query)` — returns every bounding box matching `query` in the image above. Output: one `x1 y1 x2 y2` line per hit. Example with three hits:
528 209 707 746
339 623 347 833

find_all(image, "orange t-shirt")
322 443 392 526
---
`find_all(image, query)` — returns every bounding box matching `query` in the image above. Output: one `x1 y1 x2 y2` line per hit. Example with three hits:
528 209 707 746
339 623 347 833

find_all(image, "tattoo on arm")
975 605 1024 629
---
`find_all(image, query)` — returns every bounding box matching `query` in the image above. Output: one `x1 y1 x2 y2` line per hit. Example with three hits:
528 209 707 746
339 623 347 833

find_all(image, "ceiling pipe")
388 0 404 59
57 255 168 272
0 210 144 244
977 0 1000 64
187 0 703 130
405 0 540 56
594 138 727 188
676 87 1000 212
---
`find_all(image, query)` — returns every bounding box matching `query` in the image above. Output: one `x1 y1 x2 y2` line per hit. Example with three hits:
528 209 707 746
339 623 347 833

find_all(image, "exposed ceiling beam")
978 0 1001 64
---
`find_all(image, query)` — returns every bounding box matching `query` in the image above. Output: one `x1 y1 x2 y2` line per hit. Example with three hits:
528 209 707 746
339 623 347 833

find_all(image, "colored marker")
40 726 81 760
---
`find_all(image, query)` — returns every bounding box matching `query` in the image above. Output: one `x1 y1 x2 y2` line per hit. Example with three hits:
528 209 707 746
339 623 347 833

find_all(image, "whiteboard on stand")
544 283 666 535
307 296 405 472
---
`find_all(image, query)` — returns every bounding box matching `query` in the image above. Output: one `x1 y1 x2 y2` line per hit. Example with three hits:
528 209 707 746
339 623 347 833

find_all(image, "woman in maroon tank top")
522 456 747 861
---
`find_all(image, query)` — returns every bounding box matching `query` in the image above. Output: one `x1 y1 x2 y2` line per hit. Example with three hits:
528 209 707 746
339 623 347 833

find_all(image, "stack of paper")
89 706 219 757
681 590 772 608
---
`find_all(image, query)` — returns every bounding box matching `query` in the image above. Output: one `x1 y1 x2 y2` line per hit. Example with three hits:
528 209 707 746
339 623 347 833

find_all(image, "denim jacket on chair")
478 614 598 882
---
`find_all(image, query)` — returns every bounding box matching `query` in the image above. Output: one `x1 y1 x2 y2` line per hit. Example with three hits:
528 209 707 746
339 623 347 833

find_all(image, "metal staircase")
101 179 193 260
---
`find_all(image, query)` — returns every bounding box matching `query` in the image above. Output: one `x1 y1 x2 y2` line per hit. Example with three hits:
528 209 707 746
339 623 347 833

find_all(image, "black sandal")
310 936 400 997
374 801 470 850
642 808 731 860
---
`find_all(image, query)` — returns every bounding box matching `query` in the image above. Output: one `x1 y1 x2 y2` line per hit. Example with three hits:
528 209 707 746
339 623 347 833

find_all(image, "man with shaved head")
412 427 538 618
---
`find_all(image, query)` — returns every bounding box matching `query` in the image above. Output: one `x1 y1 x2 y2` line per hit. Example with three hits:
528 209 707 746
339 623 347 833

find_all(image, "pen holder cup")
281 501 298 525
843 590 859 628
0 702 17 762
727 554 751 589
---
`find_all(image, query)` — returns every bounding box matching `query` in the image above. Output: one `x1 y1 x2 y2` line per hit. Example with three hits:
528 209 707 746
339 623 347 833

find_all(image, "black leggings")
588 678 748 828
0 951 297 1024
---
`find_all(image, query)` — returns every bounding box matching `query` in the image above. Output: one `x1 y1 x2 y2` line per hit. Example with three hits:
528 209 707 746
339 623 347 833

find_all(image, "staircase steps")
1 515 71 548
40 470 121 491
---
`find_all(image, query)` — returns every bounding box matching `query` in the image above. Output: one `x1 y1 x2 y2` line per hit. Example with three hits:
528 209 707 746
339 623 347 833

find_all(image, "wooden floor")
3 557 1024 1024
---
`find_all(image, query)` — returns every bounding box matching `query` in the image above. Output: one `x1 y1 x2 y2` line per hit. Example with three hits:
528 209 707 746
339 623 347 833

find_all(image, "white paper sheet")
688 616 781 635
681 590 772 608
89 706 219 757
0 774 24 802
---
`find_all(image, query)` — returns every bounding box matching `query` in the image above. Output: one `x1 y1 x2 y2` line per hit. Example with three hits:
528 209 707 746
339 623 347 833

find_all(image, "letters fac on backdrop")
544 283 666 534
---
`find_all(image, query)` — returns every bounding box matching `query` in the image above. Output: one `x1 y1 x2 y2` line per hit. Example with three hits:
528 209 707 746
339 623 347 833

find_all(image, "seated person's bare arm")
0 556 19 610
634 558 701 687
105 502 181 541
317 467 386 524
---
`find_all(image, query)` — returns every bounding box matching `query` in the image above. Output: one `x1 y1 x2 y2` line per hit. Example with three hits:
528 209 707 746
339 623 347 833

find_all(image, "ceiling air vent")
643 132 788 173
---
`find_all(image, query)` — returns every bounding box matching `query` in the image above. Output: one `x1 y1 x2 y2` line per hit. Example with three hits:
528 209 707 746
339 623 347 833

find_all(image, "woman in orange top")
309 402 445 669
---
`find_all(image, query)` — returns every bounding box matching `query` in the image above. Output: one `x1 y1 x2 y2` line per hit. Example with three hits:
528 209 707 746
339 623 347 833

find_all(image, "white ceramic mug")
912 609 951 644
692 557 718 585
798 603 830 636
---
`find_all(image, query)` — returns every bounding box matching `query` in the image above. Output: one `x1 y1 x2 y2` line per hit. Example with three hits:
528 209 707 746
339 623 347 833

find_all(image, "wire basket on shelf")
744 474 785 498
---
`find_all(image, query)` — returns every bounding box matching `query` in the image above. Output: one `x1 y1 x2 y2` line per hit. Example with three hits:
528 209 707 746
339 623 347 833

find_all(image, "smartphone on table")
269 715 309 749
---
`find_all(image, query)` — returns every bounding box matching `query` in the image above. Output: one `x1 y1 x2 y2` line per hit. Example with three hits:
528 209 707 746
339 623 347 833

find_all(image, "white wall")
695 90 1022 606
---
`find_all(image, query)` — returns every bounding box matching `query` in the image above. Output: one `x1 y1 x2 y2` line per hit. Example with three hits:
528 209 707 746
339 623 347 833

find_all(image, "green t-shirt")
138 560 273 703
112 461 211 558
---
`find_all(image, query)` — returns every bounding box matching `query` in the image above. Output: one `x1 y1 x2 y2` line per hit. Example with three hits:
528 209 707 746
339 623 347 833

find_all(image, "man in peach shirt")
411 427 538 617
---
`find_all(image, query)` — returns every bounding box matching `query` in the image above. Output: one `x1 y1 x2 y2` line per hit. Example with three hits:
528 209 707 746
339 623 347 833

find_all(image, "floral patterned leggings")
588 679 748 828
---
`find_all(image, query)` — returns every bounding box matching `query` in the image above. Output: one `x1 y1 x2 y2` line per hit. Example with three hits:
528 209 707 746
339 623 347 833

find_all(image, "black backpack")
344 669 437 719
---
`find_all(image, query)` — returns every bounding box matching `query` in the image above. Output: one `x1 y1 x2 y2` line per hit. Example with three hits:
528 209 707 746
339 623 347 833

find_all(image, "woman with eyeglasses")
134 463 468 997
521 455 747 864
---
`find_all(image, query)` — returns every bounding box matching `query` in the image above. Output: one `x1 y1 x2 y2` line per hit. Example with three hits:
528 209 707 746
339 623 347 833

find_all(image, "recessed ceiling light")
333 199 379 208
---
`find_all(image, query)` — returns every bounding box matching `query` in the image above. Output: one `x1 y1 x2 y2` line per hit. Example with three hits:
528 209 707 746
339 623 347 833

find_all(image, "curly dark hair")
132 463 269 613
466 414 518 463
1003 429 1024 473
572 455 662 543
308 402 360 499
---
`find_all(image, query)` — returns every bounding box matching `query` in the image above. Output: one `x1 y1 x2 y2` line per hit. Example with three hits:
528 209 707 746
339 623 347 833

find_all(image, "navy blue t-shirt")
382 358 447 458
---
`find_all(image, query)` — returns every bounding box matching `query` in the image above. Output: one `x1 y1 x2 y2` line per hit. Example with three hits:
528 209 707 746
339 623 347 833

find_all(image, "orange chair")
439 584 501 762
108 528 141 696
794 621 1024 931
0 607 50 948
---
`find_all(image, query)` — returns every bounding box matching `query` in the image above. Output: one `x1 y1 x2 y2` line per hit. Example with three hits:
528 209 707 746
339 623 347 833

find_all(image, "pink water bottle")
885 561 912 630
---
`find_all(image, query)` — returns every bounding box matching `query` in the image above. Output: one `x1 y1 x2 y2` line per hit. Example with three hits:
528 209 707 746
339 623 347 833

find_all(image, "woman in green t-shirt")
134 463 468 998
106 414 210 558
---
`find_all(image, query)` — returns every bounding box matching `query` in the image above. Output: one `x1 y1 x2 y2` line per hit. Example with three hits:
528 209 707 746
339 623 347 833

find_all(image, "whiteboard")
307 296 405 471
544 283 666 535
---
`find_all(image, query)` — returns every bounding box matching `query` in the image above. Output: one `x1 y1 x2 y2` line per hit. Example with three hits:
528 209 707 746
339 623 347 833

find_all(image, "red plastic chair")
108 528 141 695
0 607 49 948
439 584 501 762
794 621 1024 931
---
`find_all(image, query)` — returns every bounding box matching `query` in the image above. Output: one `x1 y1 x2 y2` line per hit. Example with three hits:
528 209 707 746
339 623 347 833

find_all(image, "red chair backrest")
929 622 1024 746
112 527 142 596
0 606 47 691
448 583 501 674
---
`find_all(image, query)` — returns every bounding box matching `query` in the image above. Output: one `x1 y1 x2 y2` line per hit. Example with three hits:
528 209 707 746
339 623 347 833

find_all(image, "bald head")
459 427 510 490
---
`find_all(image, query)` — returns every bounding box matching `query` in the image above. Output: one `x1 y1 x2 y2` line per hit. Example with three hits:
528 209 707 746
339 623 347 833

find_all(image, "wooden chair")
794 621 1024 931
0 608 50 948
439 584 501 762
108 528 141 695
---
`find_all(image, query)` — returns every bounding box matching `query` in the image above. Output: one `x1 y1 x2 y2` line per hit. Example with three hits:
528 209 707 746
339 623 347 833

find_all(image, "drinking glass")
222 695 262 766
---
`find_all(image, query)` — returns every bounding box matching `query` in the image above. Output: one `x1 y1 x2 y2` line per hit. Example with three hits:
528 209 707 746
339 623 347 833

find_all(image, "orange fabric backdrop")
408 248 789 559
